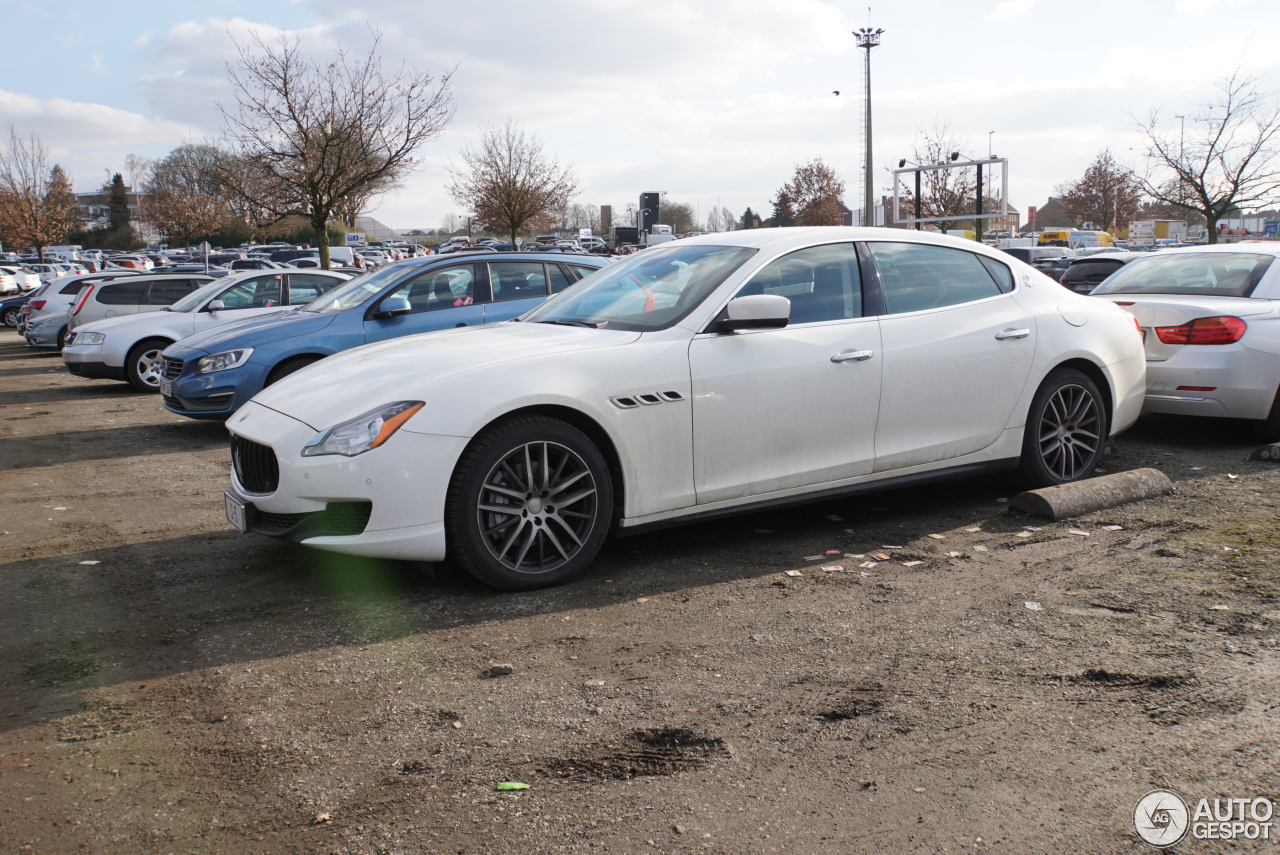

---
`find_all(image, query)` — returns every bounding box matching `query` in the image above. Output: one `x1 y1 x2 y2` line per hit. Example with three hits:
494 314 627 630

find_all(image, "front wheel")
447 417 614 590
2 307 20 327
1017 367 1108 488
125 338 171 392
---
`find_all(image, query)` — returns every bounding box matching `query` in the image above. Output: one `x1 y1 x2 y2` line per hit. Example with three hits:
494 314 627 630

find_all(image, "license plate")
225 491 248 533
160 378 173 397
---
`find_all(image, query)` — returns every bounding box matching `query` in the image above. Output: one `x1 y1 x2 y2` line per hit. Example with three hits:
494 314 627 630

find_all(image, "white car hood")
72 310 189 337
251 321 642 430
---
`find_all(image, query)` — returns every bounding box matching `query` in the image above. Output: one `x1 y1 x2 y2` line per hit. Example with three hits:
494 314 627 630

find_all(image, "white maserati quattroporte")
224 228 1146 589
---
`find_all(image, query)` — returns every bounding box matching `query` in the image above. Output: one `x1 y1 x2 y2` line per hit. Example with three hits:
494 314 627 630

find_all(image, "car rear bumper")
1142 345 1279 420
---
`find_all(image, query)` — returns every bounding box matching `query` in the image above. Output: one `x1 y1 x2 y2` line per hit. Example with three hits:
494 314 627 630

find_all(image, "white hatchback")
1090 244 1280 438
225 227 1146 590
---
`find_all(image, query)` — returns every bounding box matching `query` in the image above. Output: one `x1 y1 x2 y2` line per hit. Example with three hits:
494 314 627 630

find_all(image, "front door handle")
995 329 1030 340
831 349 874 363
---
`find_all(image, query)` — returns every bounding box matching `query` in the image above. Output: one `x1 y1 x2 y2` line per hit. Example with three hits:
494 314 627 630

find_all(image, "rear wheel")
265 356 319 387
125 338 171 392
1018 367 1108 488
447 417 613 590
2 307 20 327
56 326 67 349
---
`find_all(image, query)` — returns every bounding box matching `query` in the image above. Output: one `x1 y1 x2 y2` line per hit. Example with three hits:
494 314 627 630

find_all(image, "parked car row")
20 229 1280 593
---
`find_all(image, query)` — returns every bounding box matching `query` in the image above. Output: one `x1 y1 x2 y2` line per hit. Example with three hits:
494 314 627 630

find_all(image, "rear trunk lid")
1093 295 1276 361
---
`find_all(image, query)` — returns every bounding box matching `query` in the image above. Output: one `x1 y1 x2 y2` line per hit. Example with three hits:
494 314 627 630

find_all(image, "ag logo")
1135 789 1190 847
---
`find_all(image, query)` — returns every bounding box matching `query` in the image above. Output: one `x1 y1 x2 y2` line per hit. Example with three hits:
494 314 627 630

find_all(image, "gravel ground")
1 327 1278 854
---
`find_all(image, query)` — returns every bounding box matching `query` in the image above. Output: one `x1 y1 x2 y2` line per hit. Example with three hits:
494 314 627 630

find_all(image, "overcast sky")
2 0 1277 231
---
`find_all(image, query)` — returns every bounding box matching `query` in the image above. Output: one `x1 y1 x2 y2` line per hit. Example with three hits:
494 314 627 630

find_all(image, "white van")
327 246 366 268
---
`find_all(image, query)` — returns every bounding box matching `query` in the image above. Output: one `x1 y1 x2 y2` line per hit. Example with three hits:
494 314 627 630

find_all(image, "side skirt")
617 458 1020 536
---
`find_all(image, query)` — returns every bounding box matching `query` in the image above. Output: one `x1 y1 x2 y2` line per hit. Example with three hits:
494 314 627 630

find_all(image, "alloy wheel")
475 440 599 575
134 348 165 389
1036 383 1100 481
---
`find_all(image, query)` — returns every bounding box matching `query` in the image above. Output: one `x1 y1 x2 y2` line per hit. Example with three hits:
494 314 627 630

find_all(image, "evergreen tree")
740 206 761 229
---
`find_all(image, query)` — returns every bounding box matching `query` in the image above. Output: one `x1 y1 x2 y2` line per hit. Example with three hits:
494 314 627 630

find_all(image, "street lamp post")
854 27 883 228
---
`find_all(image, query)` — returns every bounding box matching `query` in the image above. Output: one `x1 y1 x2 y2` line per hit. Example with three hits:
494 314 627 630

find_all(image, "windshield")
1092 252 1273 298
168 280 228 313
303 264 412 314
521 244 756 331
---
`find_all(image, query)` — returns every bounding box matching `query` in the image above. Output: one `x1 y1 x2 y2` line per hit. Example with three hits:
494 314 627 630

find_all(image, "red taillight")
1177 386 1217 392
1154 316 1247 345
29 300 45 310
71 286 94 316
1114 301 1135 306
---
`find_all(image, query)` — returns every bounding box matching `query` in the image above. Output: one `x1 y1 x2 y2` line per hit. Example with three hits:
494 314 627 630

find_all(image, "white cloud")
86 54 107 76
986 0 1034 21
0 90 202 191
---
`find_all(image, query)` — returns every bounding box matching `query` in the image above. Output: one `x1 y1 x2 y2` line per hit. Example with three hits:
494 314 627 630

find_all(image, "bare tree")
448 121 578 246
1133 70 1280 243
1055 149 1144 233
0 126 79 261
440 212 462 235
141 143 232 250
218 30 454 267
719 206 737 231
896 122 975 233
705 206 723 232
773 159 847 226
659 199 697 234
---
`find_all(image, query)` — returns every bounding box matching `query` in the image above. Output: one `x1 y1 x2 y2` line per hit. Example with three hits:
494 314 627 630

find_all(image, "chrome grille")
161 356 184 380
231 435 279 494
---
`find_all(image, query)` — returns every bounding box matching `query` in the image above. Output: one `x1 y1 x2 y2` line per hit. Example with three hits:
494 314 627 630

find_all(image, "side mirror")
207 300 226 312
718 294 790 332
376 296 412 318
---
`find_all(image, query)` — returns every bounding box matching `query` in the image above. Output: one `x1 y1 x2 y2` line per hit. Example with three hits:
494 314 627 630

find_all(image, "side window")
286 274 341 305
568 264 600 284
146 279 200 305
738 242 862 324
218 275 282 309
385 264 475 313
549 264 575 293
868 243 1003 314
489 262 548 302
96 280 151 305
60 281 88 294
978 256 1015 293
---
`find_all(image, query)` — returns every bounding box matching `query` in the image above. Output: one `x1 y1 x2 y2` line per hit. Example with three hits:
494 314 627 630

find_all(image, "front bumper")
1141 343 1280 420
162 358 269 421
24 319 65 348
225 401 468 561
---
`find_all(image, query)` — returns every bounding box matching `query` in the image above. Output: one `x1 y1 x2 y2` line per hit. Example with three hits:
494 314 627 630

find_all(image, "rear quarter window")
95 281 151 305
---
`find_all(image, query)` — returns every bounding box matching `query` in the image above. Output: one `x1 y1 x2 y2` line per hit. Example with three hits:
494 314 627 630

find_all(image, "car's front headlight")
302 401 425 457
196 348 254 374
74 331 105 346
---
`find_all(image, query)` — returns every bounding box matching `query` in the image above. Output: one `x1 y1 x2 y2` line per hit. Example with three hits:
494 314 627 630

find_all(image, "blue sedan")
158 252 610 420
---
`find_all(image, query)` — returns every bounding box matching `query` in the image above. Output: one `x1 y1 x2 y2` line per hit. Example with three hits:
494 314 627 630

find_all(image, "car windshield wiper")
536 319 599 328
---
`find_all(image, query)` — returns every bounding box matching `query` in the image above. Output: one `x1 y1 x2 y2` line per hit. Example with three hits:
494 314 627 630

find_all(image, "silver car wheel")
475 440 600 575
134 347 166 389
1037 383 1100 481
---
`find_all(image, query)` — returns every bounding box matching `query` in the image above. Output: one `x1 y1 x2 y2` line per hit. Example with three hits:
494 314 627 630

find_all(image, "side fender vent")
610 396 639 409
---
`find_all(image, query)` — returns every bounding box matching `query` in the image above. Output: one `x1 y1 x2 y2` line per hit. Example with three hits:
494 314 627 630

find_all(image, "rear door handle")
995 329 1030 340
831 350 874 363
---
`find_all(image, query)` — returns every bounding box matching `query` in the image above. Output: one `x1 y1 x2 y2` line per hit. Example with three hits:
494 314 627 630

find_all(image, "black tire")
1017 367 1109 488
446 416 613 590
1254 386 1280 444
265 356 318 387
2 307 20 327
56 326 67 349
125 338 172 392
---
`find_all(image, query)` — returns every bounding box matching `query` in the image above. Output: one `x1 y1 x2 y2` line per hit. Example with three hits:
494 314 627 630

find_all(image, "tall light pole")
854 26 883 228
1174 114 1185 208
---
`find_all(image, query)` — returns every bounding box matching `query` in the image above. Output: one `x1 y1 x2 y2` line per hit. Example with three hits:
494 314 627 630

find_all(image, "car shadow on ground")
0 467 1057 734
3 383 159 407
0 421 227 470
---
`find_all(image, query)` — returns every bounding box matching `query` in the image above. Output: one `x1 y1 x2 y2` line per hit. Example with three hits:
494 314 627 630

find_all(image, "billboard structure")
639 192 660 234
892 157 1008 239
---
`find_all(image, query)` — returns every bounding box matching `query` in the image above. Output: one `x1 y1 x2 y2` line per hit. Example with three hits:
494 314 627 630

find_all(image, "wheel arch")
1052 357 1114 426
465 404 626 523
